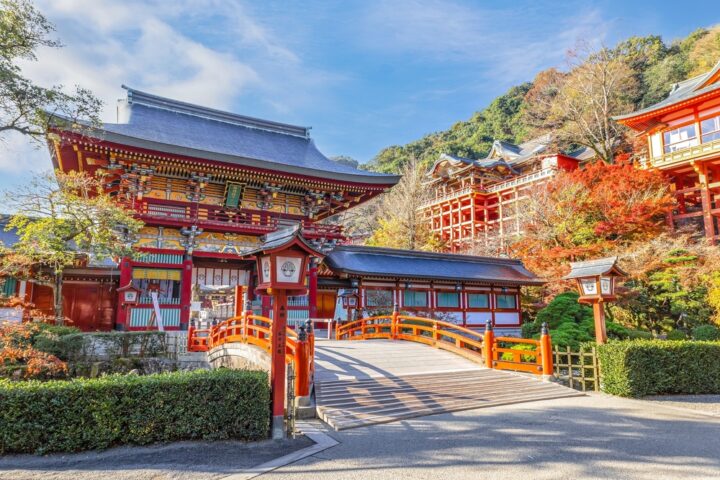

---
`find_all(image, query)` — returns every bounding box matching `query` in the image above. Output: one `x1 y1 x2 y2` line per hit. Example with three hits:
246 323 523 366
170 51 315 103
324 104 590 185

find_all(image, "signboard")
580 278 597 296
224 182 245 208
261 257 272 283
276 256 302 284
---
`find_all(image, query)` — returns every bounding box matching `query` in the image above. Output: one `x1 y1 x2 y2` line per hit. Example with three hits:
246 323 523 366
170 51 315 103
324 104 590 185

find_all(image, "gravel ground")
641 394 720 416
0 436 313 480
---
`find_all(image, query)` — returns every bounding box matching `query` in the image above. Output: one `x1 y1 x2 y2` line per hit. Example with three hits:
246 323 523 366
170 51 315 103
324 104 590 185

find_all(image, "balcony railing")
648 136 720 169
126 198 344 238
419 168 558 210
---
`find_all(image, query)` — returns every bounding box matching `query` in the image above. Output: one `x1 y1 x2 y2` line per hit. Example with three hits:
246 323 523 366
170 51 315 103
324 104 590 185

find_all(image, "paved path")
313 339 582 429
269 394 720 480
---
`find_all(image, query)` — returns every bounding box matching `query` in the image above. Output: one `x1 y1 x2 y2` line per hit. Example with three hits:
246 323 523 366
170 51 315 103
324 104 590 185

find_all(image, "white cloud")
359 0 609 86
0 0 342 180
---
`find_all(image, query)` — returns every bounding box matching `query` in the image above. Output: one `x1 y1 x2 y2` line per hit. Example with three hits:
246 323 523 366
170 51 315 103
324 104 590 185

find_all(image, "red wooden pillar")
262 295 272 319
270 290 288 440
234 285 244 318
308 258 318 320
180 258 193 330
115 257 132 331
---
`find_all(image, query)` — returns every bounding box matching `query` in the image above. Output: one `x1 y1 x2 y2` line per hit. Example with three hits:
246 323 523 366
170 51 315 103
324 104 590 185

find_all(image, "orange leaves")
0 321 68 380
511 161 674 283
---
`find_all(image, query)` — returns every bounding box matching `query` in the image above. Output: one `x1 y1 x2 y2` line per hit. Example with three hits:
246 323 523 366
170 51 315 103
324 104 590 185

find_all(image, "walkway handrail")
336 308 553 377
188 312 314 397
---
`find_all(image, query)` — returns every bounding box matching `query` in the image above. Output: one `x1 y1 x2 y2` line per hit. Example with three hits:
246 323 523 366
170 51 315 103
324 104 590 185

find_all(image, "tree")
0 0 101 143
1 170 143 324
365 157 444 251
547 44 640 163
511 160 674 284
329 155 360 169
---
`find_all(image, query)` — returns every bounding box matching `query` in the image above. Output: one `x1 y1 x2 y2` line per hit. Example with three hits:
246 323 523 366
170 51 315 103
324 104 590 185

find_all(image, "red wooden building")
420 135 589 253
615 59 720 243
6 87 544 332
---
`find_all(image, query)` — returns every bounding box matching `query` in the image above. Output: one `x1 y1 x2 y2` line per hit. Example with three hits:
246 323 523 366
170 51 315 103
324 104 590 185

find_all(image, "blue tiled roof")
325 245 543 285
94 87 400 186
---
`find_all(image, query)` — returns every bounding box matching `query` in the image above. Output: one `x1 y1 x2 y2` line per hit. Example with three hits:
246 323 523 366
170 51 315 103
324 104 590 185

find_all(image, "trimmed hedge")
597 340 720 397
0 369 269 454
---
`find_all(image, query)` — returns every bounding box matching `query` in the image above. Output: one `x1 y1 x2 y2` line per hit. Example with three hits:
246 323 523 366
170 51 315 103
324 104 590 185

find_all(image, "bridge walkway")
314 339 583 430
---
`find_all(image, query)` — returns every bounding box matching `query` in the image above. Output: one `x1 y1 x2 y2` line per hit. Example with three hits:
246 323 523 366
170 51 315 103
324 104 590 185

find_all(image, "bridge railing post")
305 319 315 377
540 322 554 380
391 304 399 340
187 320 196 352
484 320 494 369
243 301 251 341
295 324 310 397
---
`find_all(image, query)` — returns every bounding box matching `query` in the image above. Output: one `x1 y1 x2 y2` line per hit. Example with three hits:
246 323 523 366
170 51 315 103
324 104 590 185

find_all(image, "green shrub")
597 340 720 397
500 343 537 362
627 329 653 340
0 369 269 453
523 291 635 348
33 332 86 361
666 329 688 340
692 325 720 341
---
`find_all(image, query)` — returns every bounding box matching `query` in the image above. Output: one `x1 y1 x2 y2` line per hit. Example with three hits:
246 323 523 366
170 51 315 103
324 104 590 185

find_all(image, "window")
365 289 393 307
663 124 698 153
403 290 428 307
467 293 489 309
437 291 460 308
701 115 720 143
496 294 517 309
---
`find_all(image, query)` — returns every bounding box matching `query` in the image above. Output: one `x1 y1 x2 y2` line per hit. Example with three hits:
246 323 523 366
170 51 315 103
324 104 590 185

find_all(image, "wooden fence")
553 346 600 392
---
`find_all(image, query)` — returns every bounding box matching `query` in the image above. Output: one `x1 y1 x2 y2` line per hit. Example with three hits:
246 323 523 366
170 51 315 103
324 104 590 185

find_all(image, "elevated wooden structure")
419 136 589 253
616 59 720 243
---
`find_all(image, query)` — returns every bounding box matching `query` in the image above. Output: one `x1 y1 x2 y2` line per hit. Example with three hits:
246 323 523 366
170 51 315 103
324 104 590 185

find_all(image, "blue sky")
1 0 719 189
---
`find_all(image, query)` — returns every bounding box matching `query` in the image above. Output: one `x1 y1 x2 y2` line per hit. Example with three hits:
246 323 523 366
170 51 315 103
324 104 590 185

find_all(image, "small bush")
666 329 688 340
692 325 720 341
0 369 269 453
597 340 720 397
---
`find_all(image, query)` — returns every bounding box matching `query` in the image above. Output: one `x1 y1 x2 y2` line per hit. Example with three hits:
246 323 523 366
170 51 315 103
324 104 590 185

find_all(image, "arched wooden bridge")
188 311 583 429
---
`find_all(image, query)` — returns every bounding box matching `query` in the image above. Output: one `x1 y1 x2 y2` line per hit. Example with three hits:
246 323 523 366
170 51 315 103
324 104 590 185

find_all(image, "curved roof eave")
91 129 401 187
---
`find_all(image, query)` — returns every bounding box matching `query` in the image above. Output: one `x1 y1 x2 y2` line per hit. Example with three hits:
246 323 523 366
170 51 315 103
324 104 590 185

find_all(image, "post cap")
485 320 493 332
541 322 549 335
298 324 307 341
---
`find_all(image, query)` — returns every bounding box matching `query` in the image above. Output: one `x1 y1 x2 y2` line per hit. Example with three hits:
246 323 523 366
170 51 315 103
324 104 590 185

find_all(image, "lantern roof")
243 224 325 258
563 256 627 280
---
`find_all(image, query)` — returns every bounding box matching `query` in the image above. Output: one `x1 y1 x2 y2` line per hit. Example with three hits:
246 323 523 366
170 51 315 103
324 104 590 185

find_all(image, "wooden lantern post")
249 227 323 439
563 257 627 344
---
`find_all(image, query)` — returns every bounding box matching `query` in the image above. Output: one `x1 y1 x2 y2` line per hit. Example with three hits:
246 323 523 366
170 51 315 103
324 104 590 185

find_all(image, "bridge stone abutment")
207 343 271 372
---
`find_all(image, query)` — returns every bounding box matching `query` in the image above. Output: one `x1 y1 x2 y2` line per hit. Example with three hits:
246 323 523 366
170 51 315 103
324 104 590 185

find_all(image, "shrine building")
419 135 591 253
615 59 720 244
18 86 544 332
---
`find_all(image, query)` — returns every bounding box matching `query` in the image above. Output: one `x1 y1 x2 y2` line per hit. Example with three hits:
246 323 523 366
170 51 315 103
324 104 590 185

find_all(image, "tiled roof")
77 87 400 186
614 60 720 121
324 245 544 285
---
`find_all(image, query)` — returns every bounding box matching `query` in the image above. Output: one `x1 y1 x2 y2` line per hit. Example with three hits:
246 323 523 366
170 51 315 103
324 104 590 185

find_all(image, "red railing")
188 312 314 397
337 310 553 376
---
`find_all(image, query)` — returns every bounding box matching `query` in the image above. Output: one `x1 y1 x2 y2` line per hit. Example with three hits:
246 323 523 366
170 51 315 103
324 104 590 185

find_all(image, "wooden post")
234 285 244 318
484 320 494 369
115 257 132 331
179 258 193 330
391 303 399 340
593 302 608 344
187 320 195 352
270 290 288 439
540 322 554 380
242 301 251 342
294 324 310 397
308 258 318 319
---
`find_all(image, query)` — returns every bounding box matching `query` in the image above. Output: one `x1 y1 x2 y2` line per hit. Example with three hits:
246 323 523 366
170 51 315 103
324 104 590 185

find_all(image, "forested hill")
364 26 720 174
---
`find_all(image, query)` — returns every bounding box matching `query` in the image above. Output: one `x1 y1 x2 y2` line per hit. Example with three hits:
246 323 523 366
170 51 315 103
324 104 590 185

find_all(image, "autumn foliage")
0 322 67 380
511 160 674 282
